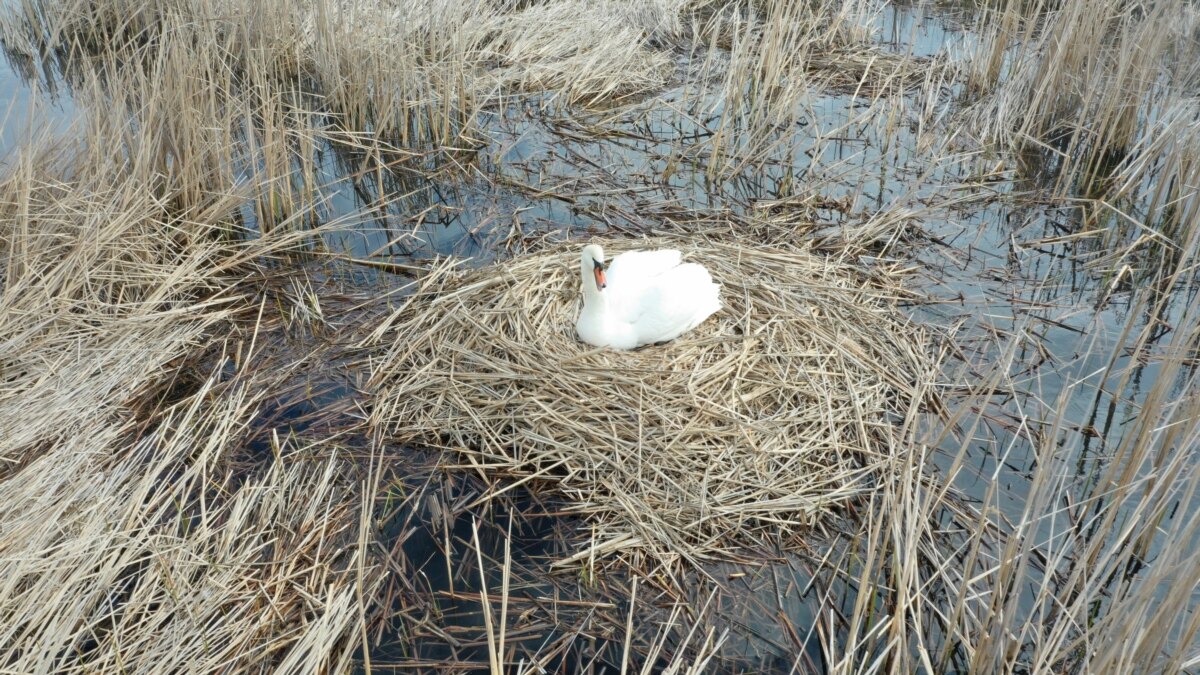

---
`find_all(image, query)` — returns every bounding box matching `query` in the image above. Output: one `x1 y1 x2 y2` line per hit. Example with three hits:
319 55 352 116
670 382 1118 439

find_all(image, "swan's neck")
581 275 605 310
579 256 594 293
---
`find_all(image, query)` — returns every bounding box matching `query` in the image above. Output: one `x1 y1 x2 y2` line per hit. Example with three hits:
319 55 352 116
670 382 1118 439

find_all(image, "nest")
369 236 937 562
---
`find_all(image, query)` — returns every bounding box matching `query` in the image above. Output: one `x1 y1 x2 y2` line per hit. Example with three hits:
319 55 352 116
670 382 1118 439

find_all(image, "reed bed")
0 187 377 673
959 0 1200 204
0 18 383 669
484 0 676 105
4 0 1200 670
0 381 376 673
368 236 941 562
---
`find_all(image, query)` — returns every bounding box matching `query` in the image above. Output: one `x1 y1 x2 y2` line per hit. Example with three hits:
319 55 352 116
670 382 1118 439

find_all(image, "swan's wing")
617 262 721 345
606 249 681 296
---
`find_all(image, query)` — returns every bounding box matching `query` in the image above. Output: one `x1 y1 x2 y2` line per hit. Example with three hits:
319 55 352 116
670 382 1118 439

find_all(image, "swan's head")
581 244 607 291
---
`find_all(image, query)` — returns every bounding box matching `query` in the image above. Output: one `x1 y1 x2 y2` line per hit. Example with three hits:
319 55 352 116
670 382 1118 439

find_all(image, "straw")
369 233 938 562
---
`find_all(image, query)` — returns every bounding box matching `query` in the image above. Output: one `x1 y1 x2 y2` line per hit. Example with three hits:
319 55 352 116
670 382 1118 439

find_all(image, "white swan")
575 244 721 350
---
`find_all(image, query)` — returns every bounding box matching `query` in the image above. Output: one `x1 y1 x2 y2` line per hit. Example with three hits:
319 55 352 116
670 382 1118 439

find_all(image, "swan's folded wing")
617 263 721 344
606 249 682 295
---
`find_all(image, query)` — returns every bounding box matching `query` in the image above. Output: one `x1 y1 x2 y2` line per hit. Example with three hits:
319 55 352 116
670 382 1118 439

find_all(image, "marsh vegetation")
2 0 1200 672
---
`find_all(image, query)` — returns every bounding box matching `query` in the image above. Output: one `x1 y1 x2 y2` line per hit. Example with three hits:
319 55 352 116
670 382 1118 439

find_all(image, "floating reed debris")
369 235 941 562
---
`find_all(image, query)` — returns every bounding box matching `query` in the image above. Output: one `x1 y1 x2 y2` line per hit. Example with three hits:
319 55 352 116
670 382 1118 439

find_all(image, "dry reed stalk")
817 242 1200 672
0 14 384 668
959 0 1200 197
685 0 942 179
0 145 237 473
368 235 942 563
0 368 379 672
9 0 1200 671
482 0 678 106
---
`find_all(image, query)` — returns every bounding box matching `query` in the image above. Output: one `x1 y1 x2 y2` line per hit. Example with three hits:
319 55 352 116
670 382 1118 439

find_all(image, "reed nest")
369 236 937 561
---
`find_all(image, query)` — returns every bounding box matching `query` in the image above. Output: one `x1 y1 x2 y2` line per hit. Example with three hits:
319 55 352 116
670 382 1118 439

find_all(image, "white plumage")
575 244 721 350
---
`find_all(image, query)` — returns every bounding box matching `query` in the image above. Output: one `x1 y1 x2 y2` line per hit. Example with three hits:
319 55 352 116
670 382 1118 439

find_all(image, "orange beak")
593 260 607 290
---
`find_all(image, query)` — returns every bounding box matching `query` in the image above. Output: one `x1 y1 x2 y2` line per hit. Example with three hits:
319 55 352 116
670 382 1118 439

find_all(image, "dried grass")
0 20 382 669
0 383 374 673
959 0 1200 194
7 0 1200 670
368 234 940 562
484 0 677 105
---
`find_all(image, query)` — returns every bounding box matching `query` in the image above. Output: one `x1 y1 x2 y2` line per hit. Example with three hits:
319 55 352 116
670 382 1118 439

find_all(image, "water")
2 2 1196 670
0 56 74 154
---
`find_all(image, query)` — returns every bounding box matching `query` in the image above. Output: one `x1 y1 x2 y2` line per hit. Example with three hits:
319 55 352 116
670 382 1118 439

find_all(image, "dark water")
3 2 1196 670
